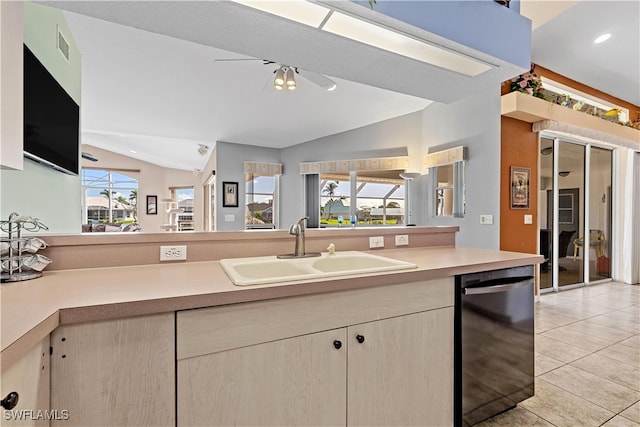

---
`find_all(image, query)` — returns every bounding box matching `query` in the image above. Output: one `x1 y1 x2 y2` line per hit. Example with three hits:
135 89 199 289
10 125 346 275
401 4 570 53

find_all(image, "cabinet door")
0 336 50 427
178 328 347 426
50 313 175 426
347 308 454 427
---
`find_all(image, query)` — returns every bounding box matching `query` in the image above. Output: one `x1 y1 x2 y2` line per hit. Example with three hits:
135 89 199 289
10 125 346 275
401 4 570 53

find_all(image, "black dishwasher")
454 266 534 427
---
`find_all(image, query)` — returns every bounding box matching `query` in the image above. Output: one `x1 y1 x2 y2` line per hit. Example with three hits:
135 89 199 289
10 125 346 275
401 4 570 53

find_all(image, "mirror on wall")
433 162 465 218
426 146 466 218
5 3 433 235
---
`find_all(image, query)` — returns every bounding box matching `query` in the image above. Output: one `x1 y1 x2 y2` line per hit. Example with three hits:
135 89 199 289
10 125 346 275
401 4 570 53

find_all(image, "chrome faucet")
290 216 308 257
277 217 321 259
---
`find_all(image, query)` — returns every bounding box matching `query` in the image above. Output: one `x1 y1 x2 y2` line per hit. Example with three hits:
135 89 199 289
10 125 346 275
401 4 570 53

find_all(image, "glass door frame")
540 132 614 293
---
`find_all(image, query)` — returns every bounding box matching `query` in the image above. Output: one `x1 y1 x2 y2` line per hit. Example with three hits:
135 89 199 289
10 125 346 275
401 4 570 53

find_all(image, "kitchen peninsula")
1 227 542 426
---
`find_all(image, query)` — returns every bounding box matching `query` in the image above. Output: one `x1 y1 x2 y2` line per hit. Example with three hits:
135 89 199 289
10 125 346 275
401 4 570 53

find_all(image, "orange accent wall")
500 116 539 254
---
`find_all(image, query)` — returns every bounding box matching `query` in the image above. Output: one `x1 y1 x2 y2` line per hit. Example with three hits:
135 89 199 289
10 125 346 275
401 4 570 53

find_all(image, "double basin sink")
220 251 417 286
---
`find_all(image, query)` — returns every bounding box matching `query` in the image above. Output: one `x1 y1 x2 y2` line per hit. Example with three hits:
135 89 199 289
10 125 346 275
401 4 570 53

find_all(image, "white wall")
214 141 281 231
421 87 502 249
0 3 81 233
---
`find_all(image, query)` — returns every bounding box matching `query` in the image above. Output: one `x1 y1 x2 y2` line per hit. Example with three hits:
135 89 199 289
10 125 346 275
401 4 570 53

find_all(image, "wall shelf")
501 92 640 148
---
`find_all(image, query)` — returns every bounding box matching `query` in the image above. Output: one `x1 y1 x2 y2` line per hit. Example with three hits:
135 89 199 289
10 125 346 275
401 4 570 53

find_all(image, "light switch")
224 214 235 222
524 214 533 224
480 215 493 225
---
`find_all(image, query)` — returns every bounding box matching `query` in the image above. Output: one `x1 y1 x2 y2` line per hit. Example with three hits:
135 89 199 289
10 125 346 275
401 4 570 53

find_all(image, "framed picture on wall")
146 195 158 215
510 166 530 209
223 182 238 207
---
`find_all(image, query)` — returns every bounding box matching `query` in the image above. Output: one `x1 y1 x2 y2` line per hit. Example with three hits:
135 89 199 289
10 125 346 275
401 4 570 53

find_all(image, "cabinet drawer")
177 277 453 360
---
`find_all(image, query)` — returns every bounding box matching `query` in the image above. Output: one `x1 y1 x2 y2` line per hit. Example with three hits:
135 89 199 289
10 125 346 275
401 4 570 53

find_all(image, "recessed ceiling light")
594 33 611 44
130 149 137 154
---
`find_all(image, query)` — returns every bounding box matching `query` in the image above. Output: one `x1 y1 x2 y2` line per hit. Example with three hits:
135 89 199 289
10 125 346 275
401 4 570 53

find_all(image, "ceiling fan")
213 58 337 91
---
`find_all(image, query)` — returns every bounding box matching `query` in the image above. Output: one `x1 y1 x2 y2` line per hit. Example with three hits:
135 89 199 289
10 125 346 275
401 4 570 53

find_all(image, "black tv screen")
23 44 79 175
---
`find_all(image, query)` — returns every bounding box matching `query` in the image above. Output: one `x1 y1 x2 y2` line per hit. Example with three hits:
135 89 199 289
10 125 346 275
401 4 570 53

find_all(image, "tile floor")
477 281 640 427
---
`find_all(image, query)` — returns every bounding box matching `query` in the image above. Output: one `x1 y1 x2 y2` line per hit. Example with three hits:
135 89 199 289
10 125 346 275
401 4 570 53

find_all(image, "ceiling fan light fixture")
274 67 285 86
285 67 296 87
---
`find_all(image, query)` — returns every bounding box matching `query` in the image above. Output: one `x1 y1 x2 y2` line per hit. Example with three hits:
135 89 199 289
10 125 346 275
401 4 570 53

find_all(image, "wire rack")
1 213 52 283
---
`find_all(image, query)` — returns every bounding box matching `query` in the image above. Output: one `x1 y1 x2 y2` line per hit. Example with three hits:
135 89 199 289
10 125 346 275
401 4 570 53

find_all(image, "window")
301 156 409 228
170 187 194 231
541 77 629 123
320 174 351 226
244 162 282 229
81 169 138 224
246 174 277 229
319 170 405 227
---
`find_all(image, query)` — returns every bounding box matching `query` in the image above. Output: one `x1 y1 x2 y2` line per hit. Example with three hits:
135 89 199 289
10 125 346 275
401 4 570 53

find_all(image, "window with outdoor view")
246 174 277 229
81 169 138 225
320 170 405 227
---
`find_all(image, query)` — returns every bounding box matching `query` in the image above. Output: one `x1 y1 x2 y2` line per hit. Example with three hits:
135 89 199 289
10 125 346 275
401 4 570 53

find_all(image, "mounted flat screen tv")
23 44 80 175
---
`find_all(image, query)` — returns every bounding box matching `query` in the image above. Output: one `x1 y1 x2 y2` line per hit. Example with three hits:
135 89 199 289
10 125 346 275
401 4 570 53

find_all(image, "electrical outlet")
480 215 493 225
395 235 409 246
369 236 384 249
160 245 187 261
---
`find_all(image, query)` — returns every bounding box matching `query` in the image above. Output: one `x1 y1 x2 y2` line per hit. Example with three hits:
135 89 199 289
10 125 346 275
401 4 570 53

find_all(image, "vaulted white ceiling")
65 11 432 172
523 0 639 107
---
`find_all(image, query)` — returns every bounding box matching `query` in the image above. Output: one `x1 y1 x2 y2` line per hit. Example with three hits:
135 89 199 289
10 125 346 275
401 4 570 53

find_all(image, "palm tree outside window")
81 169 138 224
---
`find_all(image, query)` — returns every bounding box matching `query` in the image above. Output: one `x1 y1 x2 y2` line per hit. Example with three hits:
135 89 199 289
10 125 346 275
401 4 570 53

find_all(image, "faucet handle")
288 223 299 235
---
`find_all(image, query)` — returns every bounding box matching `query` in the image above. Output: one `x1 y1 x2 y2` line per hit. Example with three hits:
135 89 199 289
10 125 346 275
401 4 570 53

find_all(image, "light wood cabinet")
0 336 50 427
177 278 454 426
50 313 175 427
178 328 347 426
347 308 453 426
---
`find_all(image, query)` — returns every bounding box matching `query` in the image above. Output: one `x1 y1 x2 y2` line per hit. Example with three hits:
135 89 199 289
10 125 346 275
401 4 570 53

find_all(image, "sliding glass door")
556 141 585 288
588 147 612 282
539 135 613 292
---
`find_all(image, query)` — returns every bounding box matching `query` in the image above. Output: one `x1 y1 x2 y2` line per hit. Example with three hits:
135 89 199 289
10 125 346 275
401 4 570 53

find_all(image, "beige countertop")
0 246 542 371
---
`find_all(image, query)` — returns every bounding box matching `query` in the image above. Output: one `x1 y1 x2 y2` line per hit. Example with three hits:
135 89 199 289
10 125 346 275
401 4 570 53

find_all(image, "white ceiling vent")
57 25 70 62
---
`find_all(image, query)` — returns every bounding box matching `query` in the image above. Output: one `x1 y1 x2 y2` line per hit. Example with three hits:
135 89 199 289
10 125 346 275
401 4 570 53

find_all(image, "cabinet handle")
1 392 19 410
333 340 342 350
356 334 365 344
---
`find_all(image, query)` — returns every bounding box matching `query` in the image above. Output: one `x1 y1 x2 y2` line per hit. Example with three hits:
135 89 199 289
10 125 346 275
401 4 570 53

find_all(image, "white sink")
220 251 417 286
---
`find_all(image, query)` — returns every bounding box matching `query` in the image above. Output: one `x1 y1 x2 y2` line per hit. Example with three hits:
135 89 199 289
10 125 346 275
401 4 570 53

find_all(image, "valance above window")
299 156 409 175
532 120 640 150
243 162 283 176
